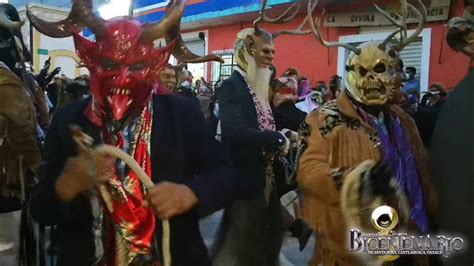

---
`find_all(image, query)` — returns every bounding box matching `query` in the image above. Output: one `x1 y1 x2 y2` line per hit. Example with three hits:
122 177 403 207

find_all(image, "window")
211 51 237 89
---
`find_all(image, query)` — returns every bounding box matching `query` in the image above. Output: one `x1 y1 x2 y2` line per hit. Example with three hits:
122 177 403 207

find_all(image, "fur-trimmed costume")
297 90 437 265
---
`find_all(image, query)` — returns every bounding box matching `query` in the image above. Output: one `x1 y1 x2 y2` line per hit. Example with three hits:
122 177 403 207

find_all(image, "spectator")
45 76 64 113
403 66 421 100
158 63 178 92
271 76 313 251
282 67 300 80
414 82 448 148
176 69 200 107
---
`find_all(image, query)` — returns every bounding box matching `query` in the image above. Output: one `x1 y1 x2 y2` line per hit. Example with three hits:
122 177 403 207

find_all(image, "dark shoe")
297 222 313 251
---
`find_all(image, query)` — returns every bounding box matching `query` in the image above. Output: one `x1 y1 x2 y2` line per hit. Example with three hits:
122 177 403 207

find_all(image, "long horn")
27 0 105 38
0 5 25 30
140 0 185 42
165 0 224 63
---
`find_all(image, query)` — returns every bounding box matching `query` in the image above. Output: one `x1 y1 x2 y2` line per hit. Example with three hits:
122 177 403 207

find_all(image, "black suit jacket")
30 95 237 266
217 71 285 197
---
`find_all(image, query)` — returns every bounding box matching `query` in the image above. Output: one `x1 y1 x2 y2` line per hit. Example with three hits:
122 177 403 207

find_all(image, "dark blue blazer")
30 94 237 266
217 71 285 197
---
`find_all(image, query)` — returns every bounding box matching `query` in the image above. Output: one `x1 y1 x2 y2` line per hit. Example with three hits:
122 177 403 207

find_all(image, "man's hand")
43 57 51 70
55 152 114 202
50 67 61 77
280 128 298 142
144 182 198 220
277 132 291 156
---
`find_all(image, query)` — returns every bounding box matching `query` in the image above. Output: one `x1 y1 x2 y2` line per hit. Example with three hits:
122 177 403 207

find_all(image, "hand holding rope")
71 127 171 266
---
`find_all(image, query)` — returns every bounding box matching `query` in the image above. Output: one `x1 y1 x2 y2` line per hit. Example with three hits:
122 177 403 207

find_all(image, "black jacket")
271 101 307 196
272 101 307 131
30 95 237 266
431 68 474 266
217 71 285 197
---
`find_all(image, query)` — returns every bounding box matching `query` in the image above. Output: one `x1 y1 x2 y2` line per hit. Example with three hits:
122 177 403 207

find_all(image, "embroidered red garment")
103 105 156 264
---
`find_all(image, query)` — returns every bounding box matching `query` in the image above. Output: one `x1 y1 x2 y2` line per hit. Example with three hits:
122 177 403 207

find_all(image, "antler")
253 0 300 30
307 0 361 55
253 0 310 38
375 0 427 51
272 10 311 38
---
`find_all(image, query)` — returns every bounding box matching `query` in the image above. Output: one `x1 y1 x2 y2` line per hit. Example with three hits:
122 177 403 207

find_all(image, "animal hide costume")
297 0 437 265
0 4 42 199
28 0 222 264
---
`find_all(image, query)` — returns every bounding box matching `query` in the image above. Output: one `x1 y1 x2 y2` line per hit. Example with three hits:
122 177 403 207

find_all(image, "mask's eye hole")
102 58 120 70
359 66 368 77
373 63 386 73
130 62 145 71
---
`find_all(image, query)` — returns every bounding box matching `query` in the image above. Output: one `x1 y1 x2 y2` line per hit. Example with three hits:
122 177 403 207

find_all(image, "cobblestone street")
199 210 316 266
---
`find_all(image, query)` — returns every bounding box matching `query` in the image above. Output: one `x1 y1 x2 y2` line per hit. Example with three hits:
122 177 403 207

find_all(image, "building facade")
136 0 469 91
6 0 469 88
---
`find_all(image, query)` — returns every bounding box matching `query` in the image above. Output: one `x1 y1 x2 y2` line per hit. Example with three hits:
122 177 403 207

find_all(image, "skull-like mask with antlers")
28 0 222 125
345 42 404 105
235 0 311 70
307 0 427 106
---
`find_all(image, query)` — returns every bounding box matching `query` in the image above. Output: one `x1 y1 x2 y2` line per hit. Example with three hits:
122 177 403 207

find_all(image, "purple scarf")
360 108 429 233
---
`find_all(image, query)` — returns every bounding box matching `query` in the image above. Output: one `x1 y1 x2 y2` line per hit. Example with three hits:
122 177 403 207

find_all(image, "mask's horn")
0 4 25 30
27 0 106 38
140 0 184 43
163 0 223 63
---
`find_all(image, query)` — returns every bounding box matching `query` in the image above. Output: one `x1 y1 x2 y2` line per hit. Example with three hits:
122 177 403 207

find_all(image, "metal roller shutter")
183 40 205 57
397 38 423 79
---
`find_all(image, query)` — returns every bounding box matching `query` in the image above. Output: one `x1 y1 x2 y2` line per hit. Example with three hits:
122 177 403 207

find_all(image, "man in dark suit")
212 27 291 266
31 94 237 266
28 1 234 265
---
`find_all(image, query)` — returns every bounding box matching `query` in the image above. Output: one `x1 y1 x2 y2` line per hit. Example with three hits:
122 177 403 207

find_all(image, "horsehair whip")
71 127 171 266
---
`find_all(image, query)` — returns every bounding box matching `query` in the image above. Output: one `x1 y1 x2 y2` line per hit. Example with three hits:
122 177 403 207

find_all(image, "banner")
323 0 450 27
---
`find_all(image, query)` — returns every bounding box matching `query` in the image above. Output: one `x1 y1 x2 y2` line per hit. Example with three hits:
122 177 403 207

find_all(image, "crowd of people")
0 0 473 266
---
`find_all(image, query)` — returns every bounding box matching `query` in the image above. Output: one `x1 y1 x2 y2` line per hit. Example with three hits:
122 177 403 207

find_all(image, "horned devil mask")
307 0 426 106
28 0 222 126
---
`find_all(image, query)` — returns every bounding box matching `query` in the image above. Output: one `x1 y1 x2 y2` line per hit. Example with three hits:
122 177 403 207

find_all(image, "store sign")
37 49 49 55
324 1 450 27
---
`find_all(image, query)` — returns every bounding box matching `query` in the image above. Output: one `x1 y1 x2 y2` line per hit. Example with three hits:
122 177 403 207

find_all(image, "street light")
98 0 133 19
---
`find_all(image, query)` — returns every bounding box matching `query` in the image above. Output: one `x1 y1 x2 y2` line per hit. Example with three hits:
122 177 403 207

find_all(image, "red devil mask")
28 0 222 127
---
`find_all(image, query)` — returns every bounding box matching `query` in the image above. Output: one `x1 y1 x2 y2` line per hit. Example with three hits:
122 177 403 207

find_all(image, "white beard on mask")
245 52 272 107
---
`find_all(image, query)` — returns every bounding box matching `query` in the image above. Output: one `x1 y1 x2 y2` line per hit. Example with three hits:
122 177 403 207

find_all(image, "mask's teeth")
107 96 113 104
127 99 133 106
